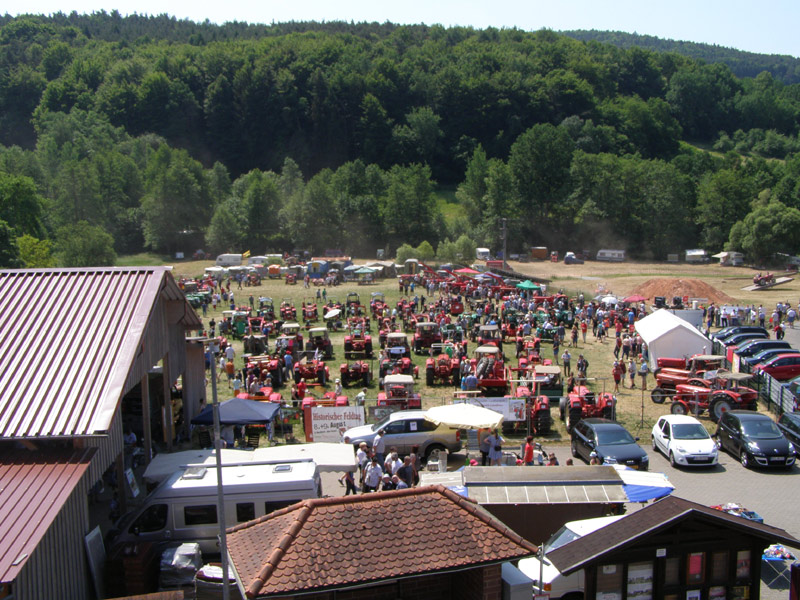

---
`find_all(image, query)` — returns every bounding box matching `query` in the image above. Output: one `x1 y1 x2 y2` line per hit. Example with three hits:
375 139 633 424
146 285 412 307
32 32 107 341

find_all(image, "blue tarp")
613 465 674 502
190 397 281 426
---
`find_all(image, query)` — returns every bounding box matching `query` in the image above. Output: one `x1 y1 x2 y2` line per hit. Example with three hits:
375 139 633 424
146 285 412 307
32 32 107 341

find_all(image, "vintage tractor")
475 324 503 351
246 354 285 387
280 298 297 321
471 345 509 396
340 360 372 387
425 343 462 386
258 297 276 321
377 317 396 349
669 372 758 422
385 332 412 358
651 354 726 403
379 347 418 381
752 272 776 287
377 374 422 410
285 273 297 285
413 321 442 354
564 385 616 431
301 391 349 410
345 292 361 308
370 292 387 318
243 333 268 356
279 322 304 352
512 386 553 435
294 358 330 385
501 309 522 342
307 327 335 360
344 318 374 358
302 299 319 324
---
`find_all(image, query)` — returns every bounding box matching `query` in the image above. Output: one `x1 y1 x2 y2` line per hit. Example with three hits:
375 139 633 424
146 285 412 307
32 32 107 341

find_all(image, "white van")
215 253 242 267
112 460 321 554
476 248 491 261
596 249 626 262
518 515 624 598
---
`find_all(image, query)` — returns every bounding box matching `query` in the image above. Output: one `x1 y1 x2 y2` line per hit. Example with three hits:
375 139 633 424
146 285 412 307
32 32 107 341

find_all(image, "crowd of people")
342 432 422 494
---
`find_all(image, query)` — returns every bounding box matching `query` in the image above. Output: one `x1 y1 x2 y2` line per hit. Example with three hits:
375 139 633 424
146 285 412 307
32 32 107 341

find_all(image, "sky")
8 0 800 58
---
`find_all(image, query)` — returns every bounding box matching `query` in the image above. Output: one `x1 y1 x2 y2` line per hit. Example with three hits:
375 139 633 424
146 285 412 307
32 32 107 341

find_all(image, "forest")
1 13 800 267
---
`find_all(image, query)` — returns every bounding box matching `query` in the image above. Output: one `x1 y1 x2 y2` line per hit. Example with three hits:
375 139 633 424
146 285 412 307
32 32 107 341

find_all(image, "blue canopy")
191 397 281 426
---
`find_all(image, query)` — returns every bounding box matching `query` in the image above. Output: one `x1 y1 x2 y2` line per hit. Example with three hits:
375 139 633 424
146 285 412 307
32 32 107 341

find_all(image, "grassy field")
153 256 796 447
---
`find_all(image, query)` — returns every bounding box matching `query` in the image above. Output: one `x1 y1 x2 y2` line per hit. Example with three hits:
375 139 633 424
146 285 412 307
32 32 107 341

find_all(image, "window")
596 563 623 597
184 505 218 526
130 504 168 533
735 550 751 580
265 500 296 514
236 503 255 522
664 557 680 586
687 552 705 584
384 422 405 434
710 551 728 584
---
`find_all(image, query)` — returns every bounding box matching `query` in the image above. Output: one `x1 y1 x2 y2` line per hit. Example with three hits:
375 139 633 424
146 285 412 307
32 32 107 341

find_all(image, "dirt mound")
627 278 736 305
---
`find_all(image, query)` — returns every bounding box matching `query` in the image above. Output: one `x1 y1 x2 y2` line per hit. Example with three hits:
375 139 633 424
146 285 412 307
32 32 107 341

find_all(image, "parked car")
719 331 769 347
563 251 584 265
341 410 462 460
753 353 800 381
651 415 718 467
715 411 795 469
743 347 800 367
570 418 649 470
711 326 767 341
734 339 792 359
776 412 800 454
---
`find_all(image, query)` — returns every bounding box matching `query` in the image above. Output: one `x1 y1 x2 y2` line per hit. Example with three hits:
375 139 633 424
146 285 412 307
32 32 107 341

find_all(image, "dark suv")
571 418 649 470
715 411 796 469
776 412 800 455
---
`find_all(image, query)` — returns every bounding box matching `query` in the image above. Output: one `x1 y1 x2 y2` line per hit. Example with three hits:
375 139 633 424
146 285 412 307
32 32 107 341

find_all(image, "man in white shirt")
373 430 386 464
384 450 402 475
363 457 383 493
355 388 367 406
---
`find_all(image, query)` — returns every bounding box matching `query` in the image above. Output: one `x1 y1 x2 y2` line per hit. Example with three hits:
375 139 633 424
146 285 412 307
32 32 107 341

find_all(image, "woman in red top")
523 436 535 466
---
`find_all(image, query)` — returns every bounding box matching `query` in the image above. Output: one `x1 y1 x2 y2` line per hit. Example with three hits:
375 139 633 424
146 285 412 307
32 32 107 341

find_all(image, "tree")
728 200 800 263
395 243 418 262
382 164 442 247
0 172 46 238
454 235 477 265
416 240 435 262
16 234 52 267
0 221 23 268
54 221 116 266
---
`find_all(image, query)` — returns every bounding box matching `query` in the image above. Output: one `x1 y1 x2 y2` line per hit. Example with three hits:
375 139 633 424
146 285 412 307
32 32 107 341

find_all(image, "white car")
651 415 718 467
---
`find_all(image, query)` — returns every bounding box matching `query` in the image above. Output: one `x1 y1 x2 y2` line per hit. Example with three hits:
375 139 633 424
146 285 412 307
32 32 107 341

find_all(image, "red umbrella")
455 267 480 275
623 294 647 303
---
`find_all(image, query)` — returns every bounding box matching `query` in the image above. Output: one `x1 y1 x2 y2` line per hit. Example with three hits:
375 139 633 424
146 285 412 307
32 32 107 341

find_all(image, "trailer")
596 249 626 262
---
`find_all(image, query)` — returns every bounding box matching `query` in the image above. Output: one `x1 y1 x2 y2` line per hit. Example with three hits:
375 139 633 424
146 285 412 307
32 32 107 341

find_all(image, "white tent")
634 309 710 368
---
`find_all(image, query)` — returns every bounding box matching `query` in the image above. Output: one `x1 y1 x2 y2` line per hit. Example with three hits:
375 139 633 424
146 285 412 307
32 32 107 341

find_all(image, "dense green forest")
562 30 800 85
1 13 800 267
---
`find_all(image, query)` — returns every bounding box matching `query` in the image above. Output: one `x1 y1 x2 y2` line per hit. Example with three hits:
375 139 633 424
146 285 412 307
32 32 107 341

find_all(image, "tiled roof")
0 267 200 438
0 447 94 582
226 484 538 599
548 495 800 575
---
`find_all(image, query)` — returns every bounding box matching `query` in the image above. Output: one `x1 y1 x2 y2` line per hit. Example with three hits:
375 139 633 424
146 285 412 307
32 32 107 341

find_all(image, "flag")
242 250 250 258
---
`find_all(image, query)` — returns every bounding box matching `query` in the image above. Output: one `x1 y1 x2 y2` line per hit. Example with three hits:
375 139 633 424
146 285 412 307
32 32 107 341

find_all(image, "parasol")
324 308 341 319
425 403 504 430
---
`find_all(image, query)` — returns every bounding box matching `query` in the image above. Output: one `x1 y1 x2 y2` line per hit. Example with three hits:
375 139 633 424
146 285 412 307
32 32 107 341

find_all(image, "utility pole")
502 218 508 271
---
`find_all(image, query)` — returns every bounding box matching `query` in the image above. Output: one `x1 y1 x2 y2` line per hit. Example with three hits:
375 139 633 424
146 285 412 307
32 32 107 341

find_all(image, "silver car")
342 410 462 460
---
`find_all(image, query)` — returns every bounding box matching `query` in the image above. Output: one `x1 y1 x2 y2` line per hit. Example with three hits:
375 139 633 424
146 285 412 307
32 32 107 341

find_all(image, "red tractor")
294 358 330 385
280 298 297 320
512 385 553 435
378 317 396 349
669 372 758 422
564 385 616 431
752 272 775 287
340 360 372 387
651 354 726 403
385 332 412 357
370 292 387 318
475 324 503 351
413 321 442 354
301 299 319 324
258 297 276 321
307 327 334 360
344 318 373 358
377 374 422 410
471 345 509 396
246 354 286 388
425 343 462 386
279 322 304 352
379 346 419 381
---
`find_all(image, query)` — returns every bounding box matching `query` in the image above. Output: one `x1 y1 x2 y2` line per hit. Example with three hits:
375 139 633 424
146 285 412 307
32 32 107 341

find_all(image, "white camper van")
112 460 321 553
596 249 626 262
476 248 491 261
215 253 242 267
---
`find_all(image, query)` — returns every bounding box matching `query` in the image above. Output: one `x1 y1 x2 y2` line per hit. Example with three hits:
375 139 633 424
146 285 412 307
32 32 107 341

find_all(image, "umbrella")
516 280 541 290
425 403 504 430
623 294 647 303
601 295 619 304
190 397 281 426
354 267 375 274
324 308 341 319
455 267 480 275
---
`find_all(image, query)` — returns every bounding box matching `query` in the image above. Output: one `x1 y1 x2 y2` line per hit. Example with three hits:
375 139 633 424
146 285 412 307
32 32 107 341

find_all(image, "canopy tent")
190 397 281 426
516 280 541 290
634 309 710 369
425 403 504 430
142 443 358 484
354 267 376 274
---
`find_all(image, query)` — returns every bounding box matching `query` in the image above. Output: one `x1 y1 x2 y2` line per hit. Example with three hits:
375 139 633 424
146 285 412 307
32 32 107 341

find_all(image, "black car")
776 412 800 455
715 411 796 469
734 339 791 359
719 332 769 347
744 348 800 367
712 326 767 341
571 418 649 470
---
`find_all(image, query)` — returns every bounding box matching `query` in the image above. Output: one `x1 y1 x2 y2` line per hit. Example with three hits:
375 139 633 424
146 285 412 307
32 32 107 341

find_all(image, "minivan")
111 460 321 553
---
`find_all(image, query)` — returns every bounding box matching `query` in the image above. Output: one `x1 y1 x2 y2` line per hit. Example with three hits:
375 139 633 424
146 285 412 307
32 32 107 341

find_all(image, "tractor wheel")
452 370 461 388
602 404 613 419
559 397 569 421
651 387 667 404
326 346 333 360
670 402 687 416
362 370 370 387
294 370 301 384
426 367 435 386
568 407 583 432
318 368 327 386
365 342 373 358
344 341 352 359
536 412 552 435
710 395 732 423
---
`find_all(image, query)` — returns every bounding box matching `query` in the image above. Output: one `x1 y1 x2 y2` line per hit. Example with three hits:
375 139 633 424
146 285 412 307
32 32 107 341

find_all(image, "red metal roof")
0 268 200 438
226 485 537 598
0 447 94 583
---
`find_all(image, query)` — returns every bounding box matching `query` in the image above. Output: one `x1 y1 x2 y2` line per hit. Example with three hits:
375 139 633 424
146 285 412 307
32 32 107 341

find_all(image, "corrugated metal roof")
0 267 201 438
0 447 94 583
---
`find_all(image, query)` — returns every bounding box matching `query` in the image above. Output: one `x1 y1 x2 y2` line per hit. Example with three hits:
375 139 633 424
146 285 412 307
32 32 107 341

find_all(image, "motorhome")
596 249 626 262
476 248 491 261
111 460 321 554
685 249 709 264
215 253 242 267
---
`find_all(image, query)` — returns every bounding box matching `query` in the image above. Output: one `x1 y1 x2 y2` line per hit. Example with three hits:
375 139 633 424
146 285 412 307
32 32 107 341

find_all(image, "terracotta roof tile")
226 485 537 598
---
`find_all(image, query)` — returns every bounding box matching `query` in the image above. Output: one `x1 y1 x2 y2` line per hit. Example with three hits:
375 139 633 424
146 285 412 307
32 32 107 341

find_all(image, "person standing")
355 387 367 406
612 360 622 393
561 349 572 377
479 429 491 466
372 429 386 465
638 357 650 390
485 429 504 466
523 436 536 466
628 357 637 388
362 457 383 493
